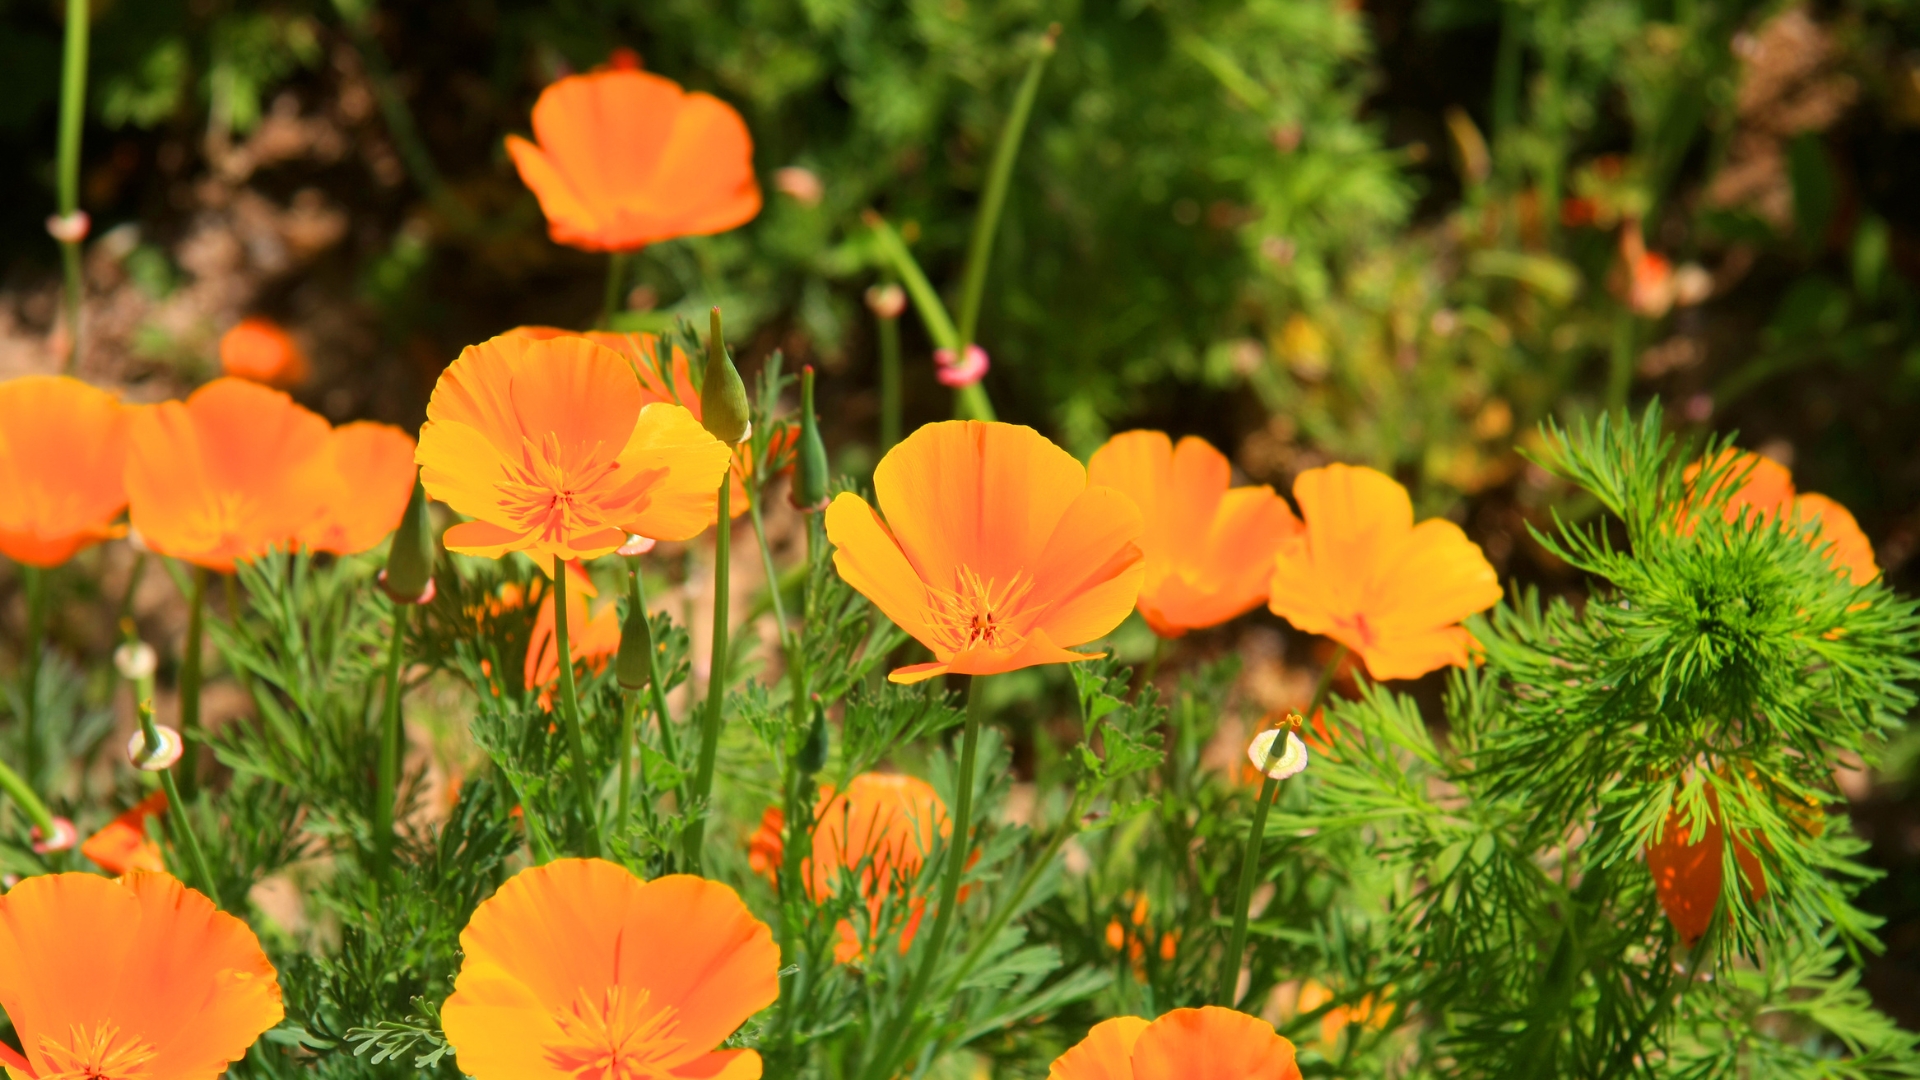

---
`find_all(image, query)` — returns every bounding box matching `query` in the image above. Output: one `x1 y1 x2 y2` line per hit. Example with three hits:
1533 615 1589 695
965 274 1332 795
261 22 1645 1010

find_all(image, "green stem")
940 807 1077 1000
746 481 792 646
685 480 733 872
863 676 989 1080
373 601 411 878
55 0 88 373
1140 635 1165 696
950 27 1059 388
177 566 208 801
629 565 682 803
865 215 959 350
1607 311 1639 415
601 252 631 329
616 694 634 833
137 698 218 900
0 759 55 841
551 557 604 856
1216 645 1345 1006
19 566 47 792
878 304 902 452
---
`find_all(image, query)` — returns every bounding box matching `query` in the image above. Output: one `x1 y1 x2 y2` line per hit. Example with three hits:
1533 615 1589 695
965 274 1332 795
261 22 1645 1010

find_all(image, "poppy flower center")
924 567 1038 655
499 433 628 543
38 1023 158 1080
543 987 687 1080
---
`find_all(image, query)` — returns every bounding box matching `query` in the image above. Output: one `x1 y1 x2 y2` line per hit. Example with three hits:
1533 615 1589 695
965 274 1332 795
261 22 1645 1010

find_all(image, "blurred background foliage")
3 0 1920 1026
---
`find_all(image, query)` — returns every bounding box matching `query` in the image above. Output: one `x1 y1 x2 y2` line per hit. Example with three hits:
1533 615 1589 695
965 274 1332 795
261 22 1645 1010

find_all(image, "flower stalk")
55 0 88 373
550 557 605 856
372 600 411 878
1216 645 1345 1006
177 565 208 800
136 695 218 900
19 565 47 792
600 251 631 329
685 479 732 873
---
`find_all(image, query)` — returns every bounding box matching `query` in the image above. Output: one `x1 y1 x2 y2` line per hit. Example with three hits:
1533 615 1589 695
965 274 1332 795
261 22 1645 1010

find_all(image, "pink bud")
45 211 90 244
865 284 907 320
774 166 824 207
127 724 185 771
934 344 990 388
30 817 78 854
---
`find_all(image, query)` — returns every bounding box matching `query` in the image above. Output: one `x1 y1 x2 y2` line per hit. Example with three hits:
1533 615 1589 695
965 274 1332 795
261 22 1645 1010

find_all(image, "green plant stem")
373 601 411 879
177 566 208 801
19 566 47 792
866 215 959 350
550 557 604 857
1140 636 1166 695
55 0 88 373
878 304 902 452
0 759 56 843
745 480 794 646
947 26 1058 423
685 480 733 872
1607 312 1639 415
628 564 682 801
863 676 989 1080
1216 645 1346 1006
138 698 218 901
616 694 635 832
601 252 631 328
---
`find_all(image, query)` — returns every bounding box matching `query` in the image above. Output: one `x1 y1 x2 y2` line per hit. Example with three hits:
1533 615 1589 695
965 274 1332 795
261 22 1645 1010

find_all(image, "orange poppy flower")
0 375 131 567
504 327 796 521
741 773 953 964
415 332 732 562
525 561 623 706
441 858 778 1080
80 791 169 875
125 377 339 571
506 69 761 253
1087 431 1301 637
1048 1007 1301 1080
302 421 418 556
1268 463 1502 681
825 420 1145 683
0 871 283 1080
219 317 311 389
1294 980 1394 1052
1683 450 1879 584
1646 779 1766 944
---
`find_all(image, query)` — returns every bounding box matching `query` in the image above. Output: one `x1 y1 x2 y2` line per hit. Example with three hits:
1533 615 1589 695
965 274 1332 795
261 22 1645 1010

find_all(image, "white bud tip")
30 817 78 854
617 534 658 556
114 641 159 682
1247 728 1310 780
127 725 185 772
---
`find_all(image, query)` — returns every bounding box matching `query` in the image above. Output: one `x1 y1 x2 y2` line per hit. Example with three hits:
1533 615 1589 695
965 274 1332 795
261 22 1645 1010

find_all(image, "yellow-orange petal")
613 403 733 542
825 493 938 649
125 378 337 571
1142 486 1301 636
509 71 760 253
1025 486 1146 649
873 421 1088 588
443 860 778 1080
80 791 169 875
0 872 282 1080
1792 493 1878 585
1685 450 1796 522
808 773 948 902
1128 1007 1300 1080
305 421 417 555
0 375 131 568
1048 1016 1151 1080
219 317 310 389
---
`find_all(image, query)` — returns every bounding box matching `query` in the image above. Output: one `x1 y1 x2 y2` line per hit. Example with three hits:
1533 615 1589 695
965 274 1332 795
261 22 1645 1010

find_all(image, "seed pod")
616 583 654 691
382 475 437 602
798 699 829 776
794 366 830 511
699 306 751 445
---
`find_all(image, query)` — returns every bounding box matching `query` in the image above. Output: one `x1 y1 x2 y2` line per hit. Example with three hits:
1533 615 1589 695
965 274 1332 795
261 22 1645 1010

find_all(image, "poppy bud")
799 699 829 775
1247 725 1309 780
794 366 830 512
699 307 751 445
616 587 654 691
126 724 185 771
381 475 437 603
29 817 78 854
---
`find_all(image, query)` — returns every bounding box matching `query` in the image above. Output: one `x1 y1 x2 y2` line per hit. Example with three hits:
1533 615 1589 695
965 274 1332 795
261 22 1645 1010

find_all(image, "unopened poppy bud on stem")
700 307 751 445
1248 715 1310 780
865 283 906 320
114 640 158 682
799 699 830 775
380 475 438 603
127 723 185 771
795 365 830 511
616 593 655 691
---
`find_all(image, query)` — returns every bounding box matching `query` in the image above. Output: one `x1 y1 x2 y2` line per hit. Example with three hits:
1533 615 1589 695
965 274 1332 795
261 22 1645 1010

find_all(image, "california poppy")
219 317 311 389
1293 981 1394 1052
825 420 1145 683
0 871 283 1080
525 561 623 705
303 421 418 556
1683 450 1879 584
1268 463 1502 681
506 70 761 253
1087 431 1300 637
743 773 954 963
125 377 338 571
441 858 778 1080
504 327 794 520
1048 1007 1301 1080
1646 778 1766 944
80 790 168 875
415 332 732 562
0 375 130 567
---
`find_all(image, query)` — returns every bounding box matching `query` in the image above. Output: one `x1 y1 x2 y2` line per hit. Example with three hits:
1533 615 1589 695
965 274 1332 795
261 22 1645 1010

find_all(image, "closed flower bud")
865 283 906 320
381 475 437 603
794 366 830 512
114 641 158 682
127 724 185 771
1248 726 1309 780
29 817 78 854
616 592 655 691
699 307 751 445
799 699 830 775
